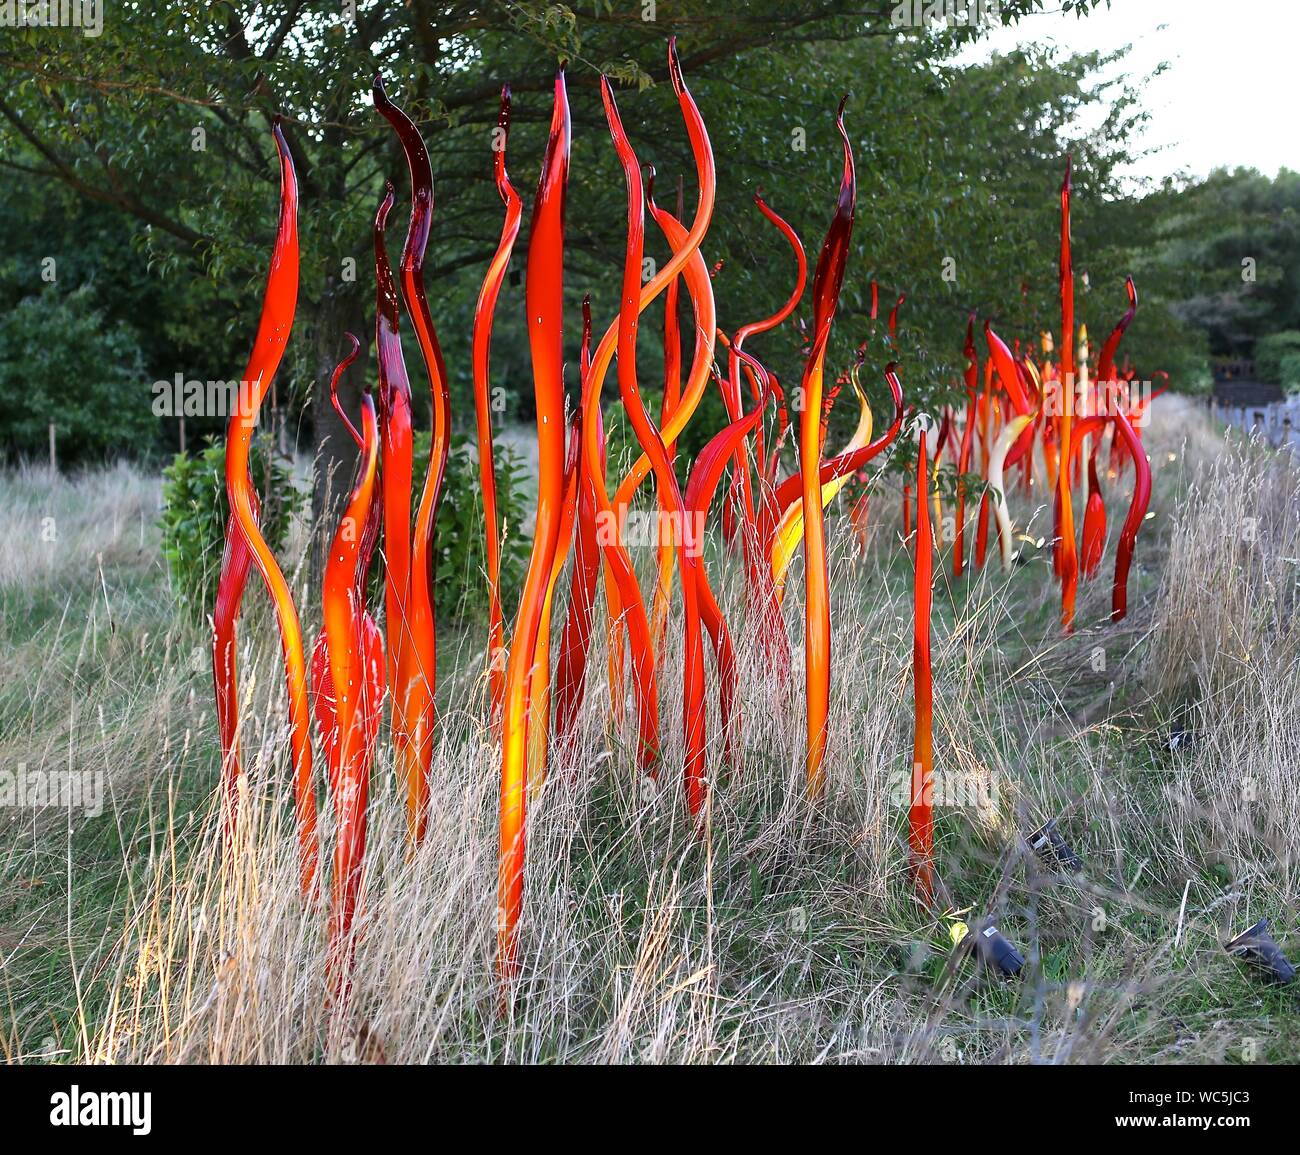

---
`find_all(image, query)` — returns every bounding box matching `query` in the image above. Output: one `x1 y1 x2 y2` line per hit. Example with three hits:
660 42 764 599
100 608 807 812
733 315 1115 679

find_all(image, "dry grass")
2 397 1298 1065
1145 422 1300 925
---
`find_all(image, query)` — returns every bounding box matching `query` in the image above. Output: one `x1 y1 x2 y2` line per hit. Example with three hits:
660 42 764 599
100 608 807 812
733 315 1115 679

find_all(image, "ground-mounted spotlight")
1026 818 1083 873
949 916 1024 978
1225 919 1296 986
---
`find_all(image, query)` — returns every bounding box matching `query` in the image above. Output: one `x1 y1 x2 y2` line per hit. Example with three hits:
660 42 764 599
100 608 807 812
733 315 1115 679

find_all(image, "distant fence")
1212 358 1256 383
1211 395 1300 451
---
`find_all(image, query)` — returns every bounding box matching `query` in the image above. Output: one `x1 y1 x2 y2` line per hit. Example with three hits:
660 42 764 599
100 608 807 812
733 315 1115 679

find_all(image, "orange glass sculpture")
799 98 856 796
497 70 571 990
312 338 384 999
215 119 318 899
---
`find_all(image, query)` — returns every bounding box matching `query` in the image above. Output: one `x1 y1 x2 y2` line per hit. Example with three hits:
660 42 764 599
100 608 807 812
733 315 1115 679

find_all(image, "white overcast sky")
955 0 1294 185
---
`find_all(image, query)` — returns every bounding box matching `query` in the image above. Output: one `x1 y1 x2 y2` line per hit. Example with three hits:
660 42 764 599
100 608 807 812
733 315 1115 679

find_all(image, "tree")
1148 168 1300 360
0 1 1114 505
0 285 153 462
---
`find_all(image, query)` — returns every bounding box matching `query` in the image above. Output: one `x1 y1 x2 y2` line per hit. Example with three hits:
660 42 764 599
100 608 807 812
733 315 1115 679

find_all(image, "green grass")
2 404 1299 1064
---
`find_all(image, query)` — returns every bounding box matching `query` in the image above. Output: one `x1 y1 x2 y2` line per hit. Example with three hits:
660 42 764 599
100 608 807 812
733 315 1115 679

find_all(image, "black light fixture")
1026 818 1083 873
1225 919 1296 986
950 915 1024 978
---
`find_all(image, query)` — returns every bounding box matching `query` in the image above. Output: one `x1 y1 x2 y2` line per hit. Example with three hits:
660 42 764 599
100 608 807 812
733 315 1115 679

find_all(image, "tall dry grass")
82 540 1016 1063
4 398 1299 1065
1145 422 1300 921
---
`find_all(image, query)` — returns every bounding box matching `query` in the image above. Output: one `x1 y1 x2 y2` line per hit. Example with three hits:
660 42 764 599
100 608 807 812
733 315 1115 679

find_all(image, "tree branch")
0 95 208 246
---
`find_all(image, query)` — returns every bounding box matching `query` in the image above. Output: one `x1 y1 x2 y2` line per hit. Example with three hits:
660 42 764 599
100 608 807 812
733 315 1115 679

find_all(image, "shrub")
601 384 735 491
412 431 530 623
0 285 154 464
1254 331 1300 384
160 438 304 621
1280 353 1300 394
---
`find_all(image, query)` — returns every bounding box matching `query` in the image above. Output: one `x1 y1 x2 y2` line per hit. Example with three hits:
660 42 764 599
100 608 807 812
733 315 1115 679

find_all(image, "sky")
955 0 1294 185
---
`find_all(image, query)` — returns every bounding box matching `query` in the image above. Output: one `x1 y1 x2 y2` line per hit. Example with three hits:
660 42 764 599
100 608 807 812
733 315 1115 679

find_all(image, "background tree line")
0 1 1292 498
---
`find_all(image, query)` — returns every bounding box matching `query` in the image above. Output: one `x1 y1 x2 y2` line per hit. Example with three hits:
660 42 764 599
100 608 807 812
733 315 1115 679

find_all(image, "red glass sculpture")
799 98 856 796
1055 159 1080 631
472 86 523 721
375 75 450 845
497 69 571 990
215 120 318 899
910 418 935 905
207 41 1165 1007
313 339 383 999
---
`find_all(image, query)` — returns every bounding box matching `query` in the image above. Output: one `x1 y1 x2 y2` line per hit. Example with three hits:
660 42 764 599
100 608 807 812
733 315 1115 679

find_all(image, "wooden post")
48 423 56 472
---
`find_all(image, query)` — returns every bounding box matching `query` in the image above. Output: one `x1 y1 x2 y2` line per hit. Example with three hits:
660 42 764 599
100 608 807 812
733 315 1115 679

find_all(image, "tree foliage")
2 0 1144 481
1128 168 1300 363
159 436 304 618
0 284 153 462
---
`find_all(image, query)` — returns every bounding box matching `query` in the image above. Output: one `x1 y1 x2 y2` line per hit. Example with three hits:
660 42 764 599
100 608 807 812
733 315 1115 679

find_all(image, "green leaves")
0 285 153 464
0 0 1133 472
411 430 530 623
159 438 304 621
1256 332 1300 386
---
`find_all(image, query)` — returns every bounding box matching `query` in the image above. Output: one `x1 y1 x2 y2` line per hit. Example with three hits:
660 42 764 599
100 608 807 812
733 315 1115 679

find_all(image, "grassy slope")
1 398 1297 1064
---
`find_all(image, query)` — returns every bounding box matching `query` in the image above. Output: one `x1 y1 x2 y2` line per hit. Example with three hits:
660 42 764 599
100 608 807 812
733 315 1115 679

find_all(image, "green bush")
412 431 530 623
0 285 154 464
1280 353 1300 394
601 384 737 491
161 430 527 627
160 438 304 621
1254 331 1300 384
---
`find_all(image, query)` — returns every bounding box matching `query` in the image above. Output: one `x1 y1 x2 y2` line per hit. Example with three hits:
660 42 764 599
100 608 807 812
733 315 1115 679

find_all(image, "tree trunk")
310 273 370 572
